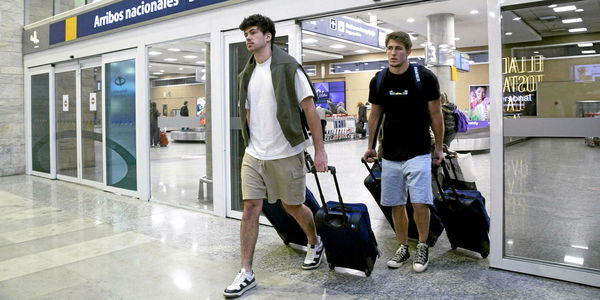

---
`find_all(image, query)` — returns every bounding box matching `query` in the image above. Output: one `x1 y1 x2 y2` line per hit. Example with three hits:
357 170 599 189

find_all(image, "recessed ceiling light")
355 49 369 54
470 10 479 15
183 55 198 59
569 27 587 33
578 43 593 47
513 17 521 21
153 72 163 75
571 244 589 250
505 32 513 36
302 38 318 44
564 255 584 265
330 44 346 49
201 48 207 52
582 50 596 54
167 48 181 52
160 70 165 72
164 58 177 62
548 4 557 8
407 18 415 23
148 51 162 56
196 60 206 64
562 18 583 24
533 51 539 54
201 69 206 73
575 8 584 12
178 67 183 70
554 5 577 13
148 65 152 68
455 37 461 41
354 68 360 71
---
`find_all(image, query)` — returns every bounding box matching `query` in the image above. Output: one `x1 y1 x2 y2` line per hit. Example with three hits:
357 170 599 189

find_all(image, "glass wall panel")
55 70 77 178
31 73 50 173
105 59 136 191
81 66 103 182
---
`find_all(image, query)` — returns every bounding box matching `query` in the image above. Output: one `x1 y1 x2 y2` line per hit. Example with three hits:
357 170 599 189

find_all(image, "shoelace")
392 246 408 261
415 245 428 264
229 272 248 289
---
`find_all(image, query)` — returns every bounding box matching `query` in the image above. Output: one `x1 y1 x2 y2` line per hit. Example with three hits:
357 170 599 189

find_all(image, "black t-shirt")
368 65 440 161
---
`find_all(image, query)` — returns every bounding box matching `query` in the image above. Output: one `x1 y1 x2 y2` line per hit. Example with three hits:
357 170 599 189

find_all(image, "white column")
426 13 456 102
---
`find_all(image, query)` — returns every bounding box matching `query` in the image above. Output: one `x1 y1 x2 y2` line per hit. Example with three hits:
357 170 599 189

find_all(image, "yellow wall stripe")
65 17 77 41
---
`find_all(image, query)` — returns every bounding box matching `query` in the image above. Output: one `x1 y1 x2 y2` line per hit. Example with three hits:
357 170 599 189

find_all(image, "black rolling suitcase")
434 162 490 258
262 188 320 247
362 158 444 247
261 152 320 248
308 161 379 276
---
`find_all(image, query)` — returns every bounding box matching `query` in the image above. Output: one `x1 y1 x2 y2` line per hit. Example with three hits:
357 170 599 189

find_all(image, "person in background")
327 99 337 114
440 92 457 146
180 101 190 117
363 31 444 274
336 102 347 114
150 102 160 148
224 14 328 298
315 105 330 141
356 101 368 139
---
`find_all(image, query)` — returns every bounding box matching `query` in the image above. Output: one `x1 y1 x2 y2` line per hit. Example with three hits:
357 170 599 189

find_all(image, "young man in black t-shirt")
363 31 444 273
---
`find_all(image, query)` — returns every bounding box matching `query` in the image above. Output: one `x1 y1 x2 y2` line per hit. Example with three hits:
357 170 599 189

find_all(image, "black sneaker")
413 242 429 272
223 268 256 298
302 237 324 270
387 244 410 268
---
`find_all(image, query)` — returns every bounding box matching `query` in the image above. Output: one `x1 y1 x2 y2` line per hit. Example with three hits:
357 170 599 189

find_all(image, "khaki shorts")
241 152 306 205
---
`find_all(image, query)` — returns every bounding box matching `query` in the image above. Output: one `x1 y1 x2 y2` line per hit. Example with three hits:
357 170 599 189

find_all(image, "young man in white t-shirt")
224 14 328 298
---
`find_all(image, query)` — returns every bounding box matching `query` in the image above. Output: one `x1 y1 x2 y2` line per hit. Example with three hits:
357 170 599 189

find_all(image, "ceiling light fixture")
178 67 183 70
202 48 207 52
302 38 318 44
582 50 596 54
513 17 521 21
148 65 152 68
548 4 557 8
196 60 206 64
533 51 539 54
553 5 577 13
571 244 589 250
355 49 369 54
470 10 478 15
167 48 181 52
164 58 177 62
562 18 583 24
160 70 165 72
564 255 584 265
569 27 588 33
455 37 461 41
183 55 198 59
505 32 513 36
407 18 415 23
330 44 346 49
148 51 162 55
575 9 584 12
153 72 163 75
577 43 593 47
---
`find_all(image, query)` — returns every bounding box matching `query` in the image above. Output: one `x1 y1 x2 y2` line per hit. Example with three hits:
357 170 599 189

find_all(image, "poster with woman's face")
468 85 490 121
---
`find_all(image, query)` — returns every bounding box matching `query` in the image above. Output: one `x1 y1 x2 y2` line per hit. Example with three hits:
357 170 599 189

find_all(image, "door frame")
223 20 302 222
54 62 80 184
26 65 56 179
488 0 600 287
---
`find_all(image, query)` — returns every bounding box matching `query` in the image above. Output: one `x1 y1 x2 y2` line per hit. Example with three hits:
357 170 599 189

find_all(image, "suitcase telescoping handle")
361 158 381 181
304 152 349 224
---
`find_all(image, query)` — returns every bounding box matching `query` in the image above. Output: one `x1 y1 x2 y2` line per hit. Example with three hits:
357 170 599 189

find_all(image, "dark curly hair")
239 14 276 39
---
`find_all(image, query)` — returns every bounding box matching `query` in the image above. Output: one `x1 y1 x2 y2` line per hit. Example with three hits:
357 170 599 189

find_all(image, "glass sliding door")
105 58 137 191
224 21 301 219
80 65 103 183
31 72 51 175
489 0 600 287
55 68 78 179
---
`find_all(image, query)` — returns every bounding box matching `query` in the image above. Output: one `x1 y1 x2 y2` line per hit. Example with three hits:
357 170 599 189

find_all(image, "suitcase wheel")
481 250 489 258
328 263 335 270
365 268 372 277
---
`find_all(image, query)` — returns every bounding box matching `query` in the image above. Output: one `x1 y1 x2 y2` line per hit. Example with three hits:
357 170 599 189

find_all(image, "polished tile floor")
1 138 598 299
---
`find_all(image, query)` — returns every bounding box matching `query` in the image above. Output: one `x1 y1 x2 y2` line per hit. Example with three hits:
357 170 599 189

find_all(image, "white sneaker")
223 268 256 298
302 237 324 270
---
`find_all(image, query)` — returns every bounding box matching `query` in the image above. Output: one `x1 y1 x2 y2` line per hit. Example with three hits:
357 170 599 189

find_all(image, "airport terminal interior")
1 0 600 298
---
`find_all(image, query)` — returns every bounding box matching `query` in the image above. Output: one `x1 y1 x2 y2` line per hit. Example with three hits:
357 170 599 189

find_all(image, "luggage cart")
584 112 600 147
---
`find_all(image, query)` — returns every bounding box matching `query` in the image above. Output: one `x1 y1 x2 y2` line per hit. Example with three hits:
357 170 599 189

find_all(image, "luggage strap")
433 160 461 202
305 152 349 224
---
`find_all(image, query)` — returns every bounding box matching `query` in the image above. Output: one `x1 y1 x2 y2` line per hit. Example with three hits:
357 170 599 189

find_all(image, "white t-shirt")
245 57 314 160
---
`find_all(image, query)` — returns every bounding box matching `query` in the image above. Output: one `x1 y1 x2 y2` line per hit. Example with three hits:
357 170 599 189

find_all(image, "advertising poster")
468 85 490 121
312 81 346 111
503 91 537 118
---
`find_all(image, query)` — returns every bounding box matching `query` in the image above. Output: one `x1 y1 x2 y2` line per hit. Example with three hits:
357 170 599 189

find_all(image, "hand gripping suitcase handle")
305 152 349 224
433 161 461 202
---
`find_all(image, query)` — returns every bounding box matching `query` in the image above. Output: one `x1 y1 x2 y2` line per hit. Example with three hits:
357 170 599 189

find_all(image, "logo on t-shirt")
388 89 409 96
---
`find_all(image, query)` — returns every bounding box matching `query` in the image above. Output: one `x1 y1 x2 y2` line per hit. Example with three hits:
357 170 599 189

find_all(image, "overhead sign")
24 0 246 53
302 17 385 49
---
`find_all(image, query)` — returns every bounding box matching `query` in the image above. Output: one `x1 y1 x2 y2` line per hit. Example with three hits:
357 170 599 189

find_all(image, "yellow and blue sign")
50 0 234 45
